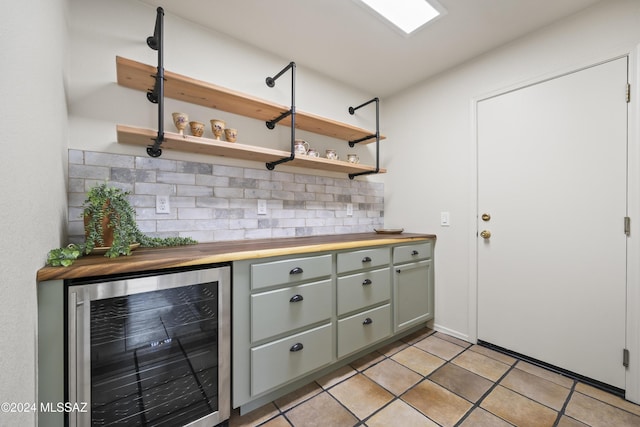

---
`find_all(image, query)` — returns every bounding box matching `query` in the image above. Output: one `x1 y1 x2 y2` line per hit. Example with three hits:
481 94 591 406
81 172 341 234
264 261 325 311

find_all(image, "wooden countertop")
36 233 436 282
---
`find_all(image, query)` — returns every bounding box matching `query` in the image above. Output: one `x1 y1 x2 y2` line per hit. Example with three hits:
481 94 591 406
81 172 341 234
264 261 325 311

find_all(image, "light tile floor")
229 328 640 427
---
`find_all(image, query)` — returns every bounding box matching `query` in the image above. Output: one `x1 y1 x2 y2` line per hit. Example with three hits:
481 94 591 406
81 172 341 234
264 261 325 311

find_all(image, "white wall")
0 0 69 424
382 0 640 377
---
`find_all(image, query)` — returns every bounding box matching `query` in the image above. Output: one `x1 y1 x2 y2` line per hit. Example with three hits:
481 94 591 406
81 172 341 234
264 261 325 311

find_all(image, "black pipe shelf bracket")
265 61 297 171
146 7 165 158
347 97 380 179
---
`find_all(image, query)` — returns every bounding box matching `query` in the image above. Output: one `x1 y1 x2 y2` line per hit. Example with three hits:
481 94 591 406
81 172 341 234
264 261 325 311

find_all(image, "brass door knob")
481 213 491 221
480 230 492 239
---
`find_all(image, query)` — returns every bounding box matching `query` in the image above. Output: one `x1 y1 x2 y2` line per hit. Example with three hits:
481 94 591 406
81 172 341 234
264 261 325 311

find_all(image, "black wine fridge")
66 265 230 426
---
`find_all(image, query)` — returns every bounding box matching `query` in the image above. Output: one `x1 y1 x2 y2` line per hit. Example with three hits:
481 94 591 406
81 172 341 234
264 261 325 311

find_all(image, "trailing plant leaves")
46 244 83 267
46 183 197 267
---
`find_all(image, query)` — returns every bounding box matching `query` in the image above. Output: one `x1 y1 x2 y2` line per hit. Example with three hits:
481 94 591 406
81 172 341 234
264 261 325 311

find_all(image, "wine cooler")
66 265 230 426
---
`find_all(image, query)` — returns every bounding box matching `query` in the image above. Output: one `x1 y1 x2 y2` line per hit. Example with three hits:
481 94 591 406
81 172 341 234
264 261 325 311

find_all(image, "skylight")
358 0 442 35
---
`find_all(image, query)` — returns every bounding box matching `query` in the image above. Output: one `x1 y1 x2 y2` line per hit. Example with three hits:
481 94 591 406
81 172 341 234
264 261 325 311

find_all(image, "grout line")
552 380 578 427
452 359 518 426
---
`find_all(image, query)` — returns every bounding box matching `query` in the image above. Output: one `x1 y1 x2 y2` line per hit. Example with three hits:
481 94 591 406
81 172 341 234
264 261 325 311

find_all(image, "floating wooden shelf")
117 125 386 175
116 56 385 144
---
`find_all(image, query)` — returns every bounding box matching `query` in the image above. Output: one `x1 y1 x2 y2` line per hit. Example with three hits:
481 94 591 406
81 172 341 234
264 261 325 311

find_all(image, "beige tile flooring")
229 328 640 427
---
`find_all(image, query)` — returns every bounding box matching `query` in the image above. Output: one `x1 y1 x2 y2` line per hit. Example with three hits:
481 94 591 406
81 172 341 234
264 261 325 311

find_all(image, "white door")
477 57 628 389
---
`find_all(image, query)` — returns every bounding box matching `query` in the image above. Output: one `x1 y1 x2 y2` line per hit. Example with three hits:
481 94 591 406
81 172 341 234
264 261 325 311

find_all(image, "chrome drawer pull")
411 250 419 255
362 279 372 286
396 269 402 273
362 256 372 263
362 318 373 325
289 294 304 303
290 267 304 275
290 343 304 352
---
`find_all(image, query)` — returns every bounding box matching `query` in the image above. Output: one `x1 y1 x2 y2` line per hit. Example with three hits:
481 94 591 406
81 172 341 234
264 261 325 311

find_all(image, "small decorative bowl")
189 121 205 137
224 128 238 143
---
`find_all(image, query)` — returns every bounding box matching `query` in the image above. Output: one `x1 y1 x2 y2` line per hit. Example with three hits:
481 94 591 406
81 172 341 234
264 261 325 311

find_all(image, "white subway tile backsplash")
177 161 212 175
135 182 175 195
244 189 271 199
195 174 229 187
136 157 177 171
69 149 84 165
69 164 110 180
213 164 243 177
177 184 214 197
214 187 244 198
157 171 197 185
85 152 134 168
67 150 384 243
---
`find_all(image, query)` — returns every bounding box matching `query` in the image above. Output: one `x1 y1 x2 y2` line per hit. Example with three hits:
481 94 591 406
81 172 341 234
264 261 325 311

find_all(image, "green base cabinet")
232 240 434 414
393 243 434 331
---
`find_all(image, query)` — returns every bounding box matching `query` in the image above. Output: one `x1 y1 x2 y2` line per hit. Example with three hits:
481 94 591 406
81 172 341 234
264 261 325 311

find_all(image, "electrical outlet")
440 211 450 226
156 195 170 214
346 203 353 216
257 199 268 215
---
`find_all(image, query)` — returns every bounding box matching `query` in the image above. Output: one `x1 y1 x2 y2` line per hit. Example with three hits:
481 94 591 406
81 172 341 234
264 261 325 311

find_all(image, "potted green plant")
46 183 196 266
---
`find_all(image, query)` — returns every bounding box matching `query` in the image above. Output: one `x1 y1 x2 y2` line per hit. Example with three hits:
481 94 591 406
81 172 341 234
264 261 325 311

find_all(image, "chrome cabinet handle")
363 318 373 325
290 267 303 275
362 279 372 286
362 256 372 263
289 294 304 303
290 343 304 352
411 250 419 256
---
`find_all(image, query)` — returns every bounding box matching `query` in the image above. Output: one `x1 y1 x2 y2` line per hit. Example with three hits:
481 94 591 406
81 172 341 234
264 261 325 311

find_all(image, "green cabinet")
232 239 434 414
393 243 434 331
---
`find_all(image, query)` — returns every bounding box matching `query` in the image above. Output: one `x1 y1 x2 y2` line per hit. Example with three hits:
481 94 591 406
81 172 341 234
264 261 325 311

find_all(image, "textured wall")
68 150 384 243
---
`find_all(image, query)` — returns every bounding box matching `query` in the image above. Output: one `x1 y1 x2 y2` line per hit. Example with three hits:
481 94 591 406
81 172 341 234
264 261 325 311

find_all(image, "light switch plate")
440 211 450 226
257 199 268 215
346 203 353 216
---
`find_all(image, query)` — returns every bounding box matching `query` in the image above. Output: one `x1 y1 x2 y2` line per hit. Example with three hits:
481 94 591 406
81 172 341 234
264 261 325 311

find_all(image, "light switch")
257 199 268 215
440 211 450 226
346 203 353 216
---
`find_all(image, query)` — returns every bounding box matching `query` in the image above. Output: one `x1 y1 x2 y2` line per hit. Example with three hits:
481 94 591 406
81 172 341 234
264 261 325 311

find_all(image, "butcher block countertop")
37 232 436 282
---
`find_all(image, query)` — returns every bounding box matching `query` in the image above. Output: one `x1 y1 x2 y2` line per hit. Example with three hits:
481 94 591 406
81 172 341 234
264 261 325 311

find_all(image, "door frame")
468 46 640 403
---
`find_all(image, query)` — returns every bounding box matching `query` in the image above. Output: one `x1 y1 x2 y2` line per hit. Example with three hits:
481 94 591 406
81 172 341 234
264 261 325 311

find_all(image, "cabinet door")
394 260 432 331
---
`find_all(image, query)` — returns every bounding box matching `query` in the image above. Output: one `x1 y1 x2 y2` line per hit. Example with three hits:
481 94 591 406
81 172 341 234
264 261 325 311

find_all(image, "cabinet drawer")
251 279 332 342
251 323 332 396
337 304 391 358
393 242 432 264
251 254 332 290
337 248 390 274
337 268 391 316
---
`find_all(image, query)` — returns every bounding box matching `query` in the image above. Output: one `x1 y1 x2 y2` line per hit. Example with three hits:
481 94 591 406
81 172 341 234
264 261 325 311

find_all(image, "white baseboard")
433 323 472 344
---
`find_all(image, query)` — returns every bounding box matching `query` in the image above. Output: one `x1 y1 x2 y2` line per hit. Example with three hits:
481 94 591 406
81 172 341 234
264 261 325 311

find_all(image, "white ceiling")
139 0 602 97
